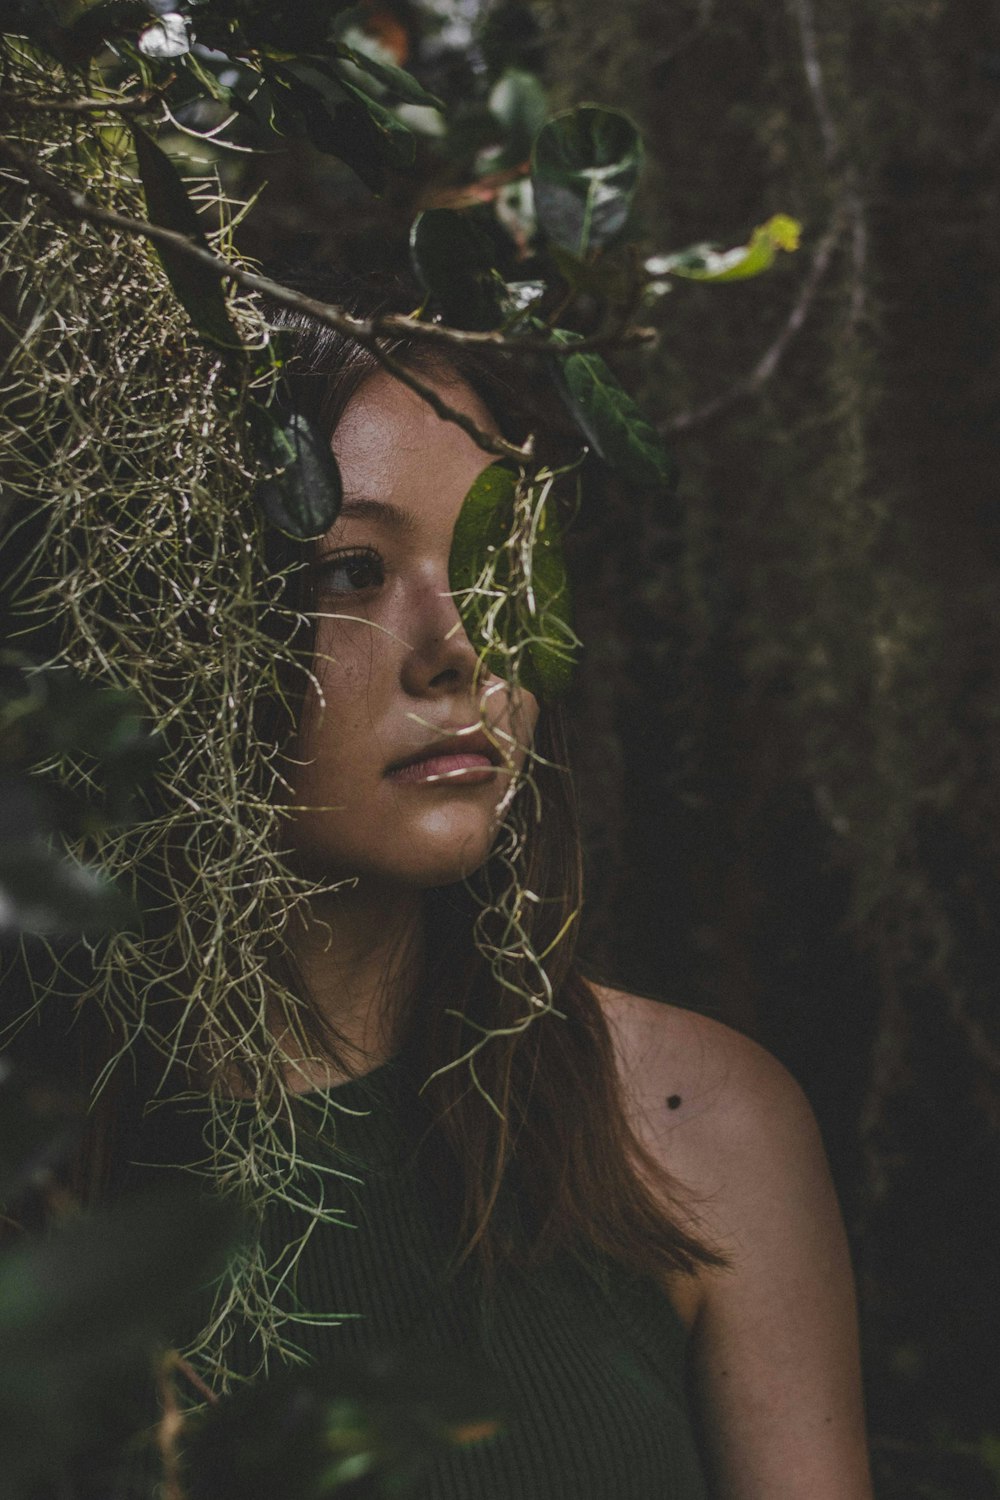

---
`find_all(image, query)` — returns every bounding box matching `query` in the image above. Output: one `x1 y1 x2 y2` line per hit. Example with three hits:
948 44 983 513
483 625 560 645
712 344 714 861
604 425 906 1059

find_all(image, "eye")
314 545 386 595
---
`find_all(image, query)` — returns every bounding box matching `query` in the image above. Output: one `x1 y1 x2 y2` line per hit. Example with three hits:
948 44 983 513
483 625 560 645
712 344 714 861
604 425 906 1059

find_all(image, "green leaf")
333 42 445 111
449 463 576 700
531 105 644 258
336 74 416 169
548 329 673 489
269 62 414 193
252 406 343 539
649 214 802 283
410 208 506 330
128 122 240 351
488 67 548 166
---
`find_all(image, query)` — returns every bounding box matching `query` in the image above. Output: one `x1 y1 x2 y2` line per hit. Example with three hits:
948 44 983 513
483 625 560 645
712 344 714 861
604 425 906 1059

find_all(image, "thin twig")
787 0 869 331
665 208 844 434
0 137 655 460
786 0 839 166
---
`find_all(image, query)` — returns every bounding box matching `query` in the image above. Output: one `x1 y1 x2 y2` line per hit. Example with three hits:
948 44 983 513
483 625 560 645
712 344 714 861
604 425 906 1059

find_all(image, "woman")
201 271 873 1498
10 271 874 1499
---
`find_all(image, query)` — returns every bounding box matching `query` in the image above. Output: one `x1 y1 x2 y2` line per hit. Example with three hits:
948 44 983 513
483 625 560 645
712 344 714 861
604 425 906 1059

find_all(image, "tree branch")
0 134 654 455
0 137 531 458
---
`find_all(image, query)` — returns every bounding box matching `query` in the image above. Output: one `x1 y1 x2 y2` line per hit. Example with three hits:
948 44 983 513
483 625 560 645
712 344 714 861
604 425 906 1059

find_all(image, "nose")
398 567 487 697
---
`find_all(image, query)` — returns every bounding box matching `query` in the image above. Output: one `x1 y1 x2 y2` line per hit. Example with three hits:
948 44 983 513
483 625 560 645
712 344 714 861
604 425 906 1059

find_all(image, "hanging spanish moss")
0 42 571 1386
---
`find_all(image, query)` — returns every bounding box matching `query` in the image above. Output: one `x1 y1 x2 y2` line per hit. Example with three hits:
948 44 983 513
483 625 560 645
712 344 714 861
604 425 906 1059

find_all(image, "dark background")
222 2 1000 1493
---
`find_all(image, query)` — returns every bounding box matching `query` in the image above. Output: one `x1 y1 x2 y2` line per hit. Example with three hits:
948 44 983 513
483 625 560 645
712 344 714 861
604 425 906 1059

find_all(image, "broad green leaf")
410 208 506 330
648 214 802 283
128 122 240 350
548 329 673 489
531 105 643 257
488 67 548 166
252 406 343 539
449 463 576 699
333 41 446 111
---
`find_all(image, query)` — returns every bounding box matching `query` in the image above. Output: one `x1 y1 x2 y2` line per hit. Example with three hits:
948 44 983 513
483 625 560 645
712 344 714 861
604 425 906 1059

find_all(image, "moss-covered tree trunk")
546 0 1000 1492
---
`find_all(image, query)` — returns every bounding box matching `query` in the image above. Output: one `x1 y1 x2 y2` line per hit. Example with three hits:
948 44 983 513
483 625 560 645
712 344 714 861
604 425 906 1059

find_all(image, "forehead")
330 367 499 523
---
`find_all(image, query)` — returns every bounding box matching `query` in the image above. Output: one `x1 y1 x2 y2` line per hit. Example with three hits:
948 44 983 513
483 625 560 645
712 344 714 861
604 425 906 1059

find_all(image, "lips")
385 728 501 775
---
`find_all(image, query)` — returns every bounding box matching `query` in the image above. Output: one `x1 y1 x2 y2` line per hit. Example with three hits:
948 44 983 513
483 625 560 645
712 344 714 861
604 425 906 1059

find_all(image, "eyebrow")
336 497 420 536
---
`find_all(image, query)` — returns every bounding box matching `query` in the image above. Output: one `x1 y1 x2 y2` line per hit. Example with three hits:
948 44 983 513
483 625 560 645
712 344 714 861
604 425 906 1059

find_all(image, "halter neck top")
129 1055 710 1500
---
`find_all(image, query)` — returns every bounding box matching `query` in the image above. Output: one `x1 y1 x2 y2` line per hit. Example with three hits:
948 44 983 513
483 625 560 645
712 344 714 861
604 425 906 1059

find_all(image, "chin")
399 844 496 890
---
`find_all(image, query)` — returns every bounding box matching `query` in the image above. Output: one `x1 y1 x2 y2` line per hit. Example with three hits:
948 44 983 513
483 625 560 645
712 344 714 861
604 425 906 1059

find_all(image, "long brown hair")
262 268 724 1286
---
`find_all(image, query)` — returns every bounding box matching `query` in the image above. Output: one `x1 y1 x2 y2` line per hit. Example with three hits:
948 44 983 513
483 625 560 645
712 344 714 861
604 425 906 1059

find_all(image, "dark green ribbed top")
132 1056 710 1500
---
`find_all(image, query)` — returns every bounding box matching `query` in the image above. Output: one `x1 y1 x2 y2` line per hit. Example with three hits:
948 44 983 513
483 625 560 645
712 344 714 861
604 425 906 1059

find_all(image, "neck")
282 879 425 1091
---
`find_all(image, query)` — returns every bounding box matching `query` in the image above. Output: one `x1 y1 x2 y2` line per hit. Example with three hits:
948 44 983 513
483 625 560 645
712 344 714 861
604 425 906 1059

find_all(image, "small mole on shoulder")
666 1093 682 1110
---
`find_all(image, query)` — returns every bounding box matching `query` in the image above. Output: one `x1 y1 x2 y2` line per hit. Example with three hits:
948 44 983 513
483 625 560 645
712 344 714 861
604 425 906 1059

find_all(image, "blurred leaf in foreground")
185 1347 507 1500
0 1181 246 1491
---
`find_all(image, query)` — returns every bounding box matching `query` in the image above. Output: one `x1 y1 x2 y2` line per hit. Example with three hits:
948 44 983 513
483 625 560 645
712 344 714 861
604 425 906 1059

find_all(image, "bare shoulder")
592 981 835 1267
592 984 874 1498
592 982 816 1168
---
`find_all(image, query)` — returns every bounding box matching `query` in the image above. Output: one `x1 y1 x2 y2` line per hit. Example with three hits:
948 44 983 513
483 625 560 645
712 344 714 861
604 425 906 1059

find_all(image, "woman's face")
290 366 539 892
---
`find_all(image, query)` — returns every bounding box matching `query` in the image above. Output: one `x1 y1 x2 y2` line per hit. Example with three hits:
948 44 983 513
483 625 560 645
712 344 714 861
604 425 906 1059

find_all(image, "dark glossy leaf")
449 463 576 700
531 105 643 257
333 43 445 111
226 67 280 141
252 406 343 539
186 1347 506 1500
0 1182 245 1487
548 329 673 489
337 74 416 169
0 1057 82 1202
410 208 506 331
269 62 414 193
129 122 240 350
